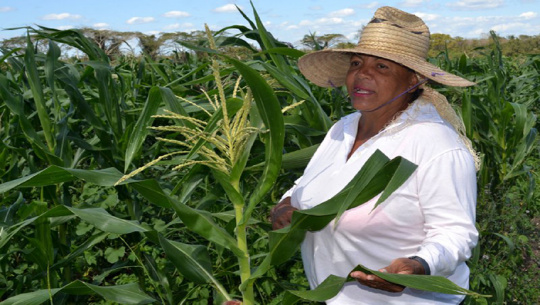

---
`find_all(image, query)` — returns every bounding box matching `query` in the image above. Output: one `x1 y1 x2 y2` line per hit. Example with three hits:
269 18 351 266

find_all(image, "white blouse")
283 98 478 304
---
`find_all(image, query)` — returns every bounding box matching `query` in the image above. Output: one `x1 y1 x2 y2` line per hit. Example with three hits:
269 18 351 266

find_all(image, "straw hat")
298 6 475 88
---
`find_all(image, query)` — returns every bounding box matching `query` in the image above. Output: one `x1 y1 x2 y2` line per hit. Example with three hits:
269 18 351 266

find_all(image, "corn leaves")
283 264 490 304
0 281 155 305
247 150 417 287
124 86 165 172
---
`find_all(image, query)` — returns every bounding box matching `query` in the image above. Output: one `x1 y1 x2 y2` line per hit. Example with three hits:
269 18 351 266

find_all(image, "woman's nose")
354 64 372 79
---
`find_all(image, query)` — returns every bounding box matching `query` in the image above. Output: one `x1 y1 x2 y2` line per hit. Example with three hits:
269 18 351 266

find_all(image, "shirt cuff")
408 256 431 275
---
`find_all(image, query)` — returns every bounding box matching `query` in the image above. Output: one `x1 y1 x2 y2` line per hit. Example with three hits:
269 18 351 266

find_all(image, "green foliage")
431 31 539 304
0 6 538 305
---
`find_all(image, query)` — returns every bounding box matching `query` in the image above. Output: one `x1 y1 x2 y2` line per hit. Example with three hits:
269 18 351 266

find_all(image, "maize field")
0 4 539 305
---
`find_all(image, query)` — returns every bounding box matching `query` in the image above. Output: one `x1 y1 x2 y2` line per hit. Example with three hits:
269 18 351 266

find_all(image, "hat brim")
297 48 476 88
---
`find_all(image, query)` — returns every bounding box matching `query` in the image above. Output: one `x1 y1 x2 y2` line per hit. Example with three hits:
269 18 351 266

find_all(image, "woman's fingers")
270 197 297 230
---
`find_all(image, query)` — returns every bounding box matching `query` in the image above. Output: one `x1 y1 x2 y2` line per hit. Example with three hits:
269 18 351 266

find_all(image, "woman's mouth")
352 87 374 96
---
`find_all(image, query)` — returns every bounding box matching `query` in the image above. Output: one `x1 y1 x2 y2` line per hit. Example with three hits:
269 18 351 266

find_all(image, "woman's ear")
407 73 419 93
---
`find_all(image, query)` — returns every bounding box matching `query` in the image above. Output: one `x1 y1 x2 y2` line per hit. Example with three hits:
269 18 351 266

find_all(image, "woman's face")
346 54 417 113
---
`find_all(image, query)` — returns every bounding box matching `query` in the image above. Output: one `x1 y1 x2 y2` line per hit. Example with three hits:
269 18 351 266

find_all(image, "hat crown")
358 6 430 60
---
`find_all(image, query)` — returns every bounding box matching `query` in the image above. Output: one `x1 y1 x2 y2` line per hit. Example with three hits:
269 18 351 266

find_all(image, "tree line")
1 27 539 61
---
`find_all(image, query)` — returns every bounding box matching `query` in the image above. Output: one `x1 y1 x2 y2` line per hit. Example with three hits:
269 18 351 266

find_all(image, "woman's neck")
347 99 411 160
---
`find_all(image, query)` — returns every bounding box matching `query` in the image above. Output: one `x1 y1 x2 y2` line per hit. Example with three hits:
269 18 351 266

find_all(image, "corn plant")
0 4 537 305
433 32 539 304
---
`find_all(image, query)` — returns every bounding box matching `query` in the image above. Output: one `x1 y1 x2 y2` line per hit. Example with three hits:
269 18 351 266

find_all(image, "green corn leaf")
94 64 122 139
0 217 37 249
62 206 148 234
37 205 148 234
44 39 60 102
159 235 214 284
254 47 305 59
371 156 418 211
247 144 320 171
140 251 174 304
285 264 490 303
1 205 146 249
124 86 163 172
247 151 417 287
461 90 473 139
248 1 287 70
352 265 491 297
333 150 390 223
25 33 55 152
0 280 155 305
165 62 210 87
127 179 245 257
261 62 309 100
34 26 108 61
51 232 109 271
0 166 126 193
215 35 257 52
284 275 348 303
212 169 245 208
166 196 245 258
128 179 172 209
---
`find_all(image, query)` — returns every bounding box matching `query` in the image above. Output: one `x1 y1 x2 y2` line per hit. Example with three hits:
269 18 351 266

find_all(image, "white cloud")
299 20 313 26
126 17 155 24
309 6 323 10
329 8 355 18
42 13 82 20
414 12 439 21
58 25 74 30
491 22 528 32
286 25 299 30
163 22 194 30
213 4 242 13
400 0 429 7
93 23 109 28
298 17 345 27
424 12 540 38
447 0 504 10
318 17 345 25
163 11 190 18
0 6 14 12
519 11 537 19
359 2 380 9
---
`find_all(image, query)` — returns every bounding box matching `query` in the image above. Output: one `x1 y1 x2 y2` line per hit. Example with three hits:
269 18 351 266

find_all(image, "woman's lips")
352 86 374 96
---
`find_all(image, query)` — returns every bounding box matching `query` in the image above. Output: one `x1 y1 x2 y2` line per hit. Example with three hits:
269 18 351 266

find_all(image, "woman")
271 6 479 304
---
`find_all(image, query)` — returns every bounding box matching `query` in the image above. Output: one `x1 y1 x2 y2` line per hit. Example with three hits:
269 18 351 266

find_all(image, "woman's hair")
410 88 424 103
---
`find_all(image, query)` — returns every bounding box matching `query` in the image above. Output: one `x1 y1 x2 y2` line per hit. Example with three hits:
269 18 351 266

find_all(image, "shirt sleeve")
414 148 479 277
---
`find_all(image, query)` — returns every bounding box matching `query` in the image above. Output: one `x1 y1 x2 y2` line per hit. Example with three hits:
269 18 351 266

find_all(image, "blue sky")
1 0 539 46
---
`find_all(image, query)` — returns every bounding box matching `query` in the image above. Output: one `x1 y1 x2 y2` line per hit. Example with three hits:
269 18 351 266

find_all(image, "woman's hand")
349 257 426 293
270 197 297 230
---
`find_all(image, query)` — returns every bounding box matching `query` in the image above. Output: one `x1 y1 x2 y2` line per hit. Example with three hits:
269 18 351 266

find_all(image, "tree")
301 32 347 50
80 28 135 58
